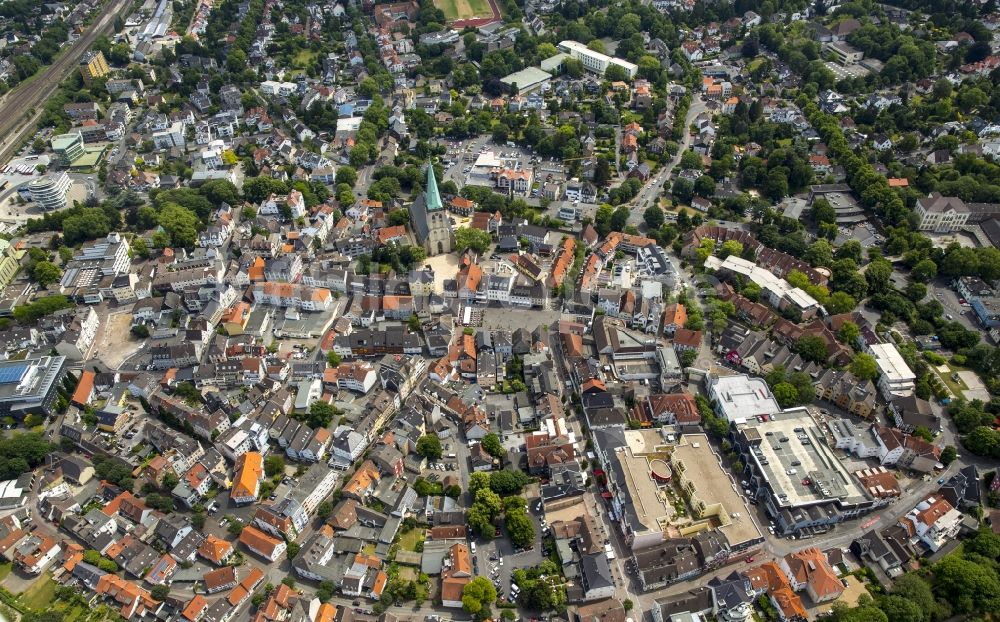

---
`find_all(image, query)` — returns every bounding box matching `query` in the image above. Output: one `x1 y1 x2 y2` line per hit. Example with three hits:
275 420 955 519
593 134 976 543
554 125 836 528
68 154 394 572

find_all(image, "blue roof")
0 363 29 384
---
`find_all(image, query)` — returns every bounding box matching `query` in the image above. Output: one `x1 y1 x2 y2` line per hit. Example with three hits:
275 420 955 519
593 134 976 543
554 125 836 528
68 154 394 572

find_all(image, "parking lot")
823 61 870 80
480 306 562 331
474 496 546 604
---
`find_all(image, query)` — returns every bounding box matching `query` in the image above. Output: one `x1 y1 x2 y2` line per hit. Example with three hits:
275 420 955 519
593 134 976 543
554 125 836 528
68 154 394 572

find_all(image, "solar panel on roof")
0 363 28 384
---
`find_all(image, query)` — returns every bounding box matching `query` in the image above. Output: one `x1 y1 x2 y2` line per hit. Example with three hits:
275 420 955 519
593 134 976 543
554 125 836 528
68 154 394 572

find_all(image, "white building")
704 255 821 318
330 362 377 394
72 232 132 276
900 495 963 552
260 81 297 97
27 172 71 211
292 463 338 514
152 121 186 149
705 372 782 423
201 139 227 169
252 282 333 311
868 342 915 399
558 40 638 78
913 193 970 232
260 191 307 219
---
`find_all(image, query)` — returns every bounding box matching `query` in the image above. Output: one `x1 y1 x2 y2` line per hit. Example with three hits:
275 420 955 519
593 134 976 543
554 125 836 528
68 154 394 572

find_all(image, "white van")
470 542 477 554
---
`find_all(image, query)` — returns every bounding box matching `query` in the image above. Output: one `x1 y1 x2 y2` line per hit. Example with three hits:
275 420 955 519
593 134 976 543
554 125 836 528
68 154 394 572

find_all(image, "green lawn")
398 528 426 552
293 49 317 68
930 362 968 397
0 562 10 583
434 0 493 21
20 572 57 610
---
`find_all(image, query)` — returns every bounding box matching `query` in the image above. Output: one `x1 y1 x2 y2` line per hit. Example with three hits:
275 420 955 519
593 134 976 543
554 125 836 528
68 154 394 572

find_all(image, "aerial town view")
1 0 1000 621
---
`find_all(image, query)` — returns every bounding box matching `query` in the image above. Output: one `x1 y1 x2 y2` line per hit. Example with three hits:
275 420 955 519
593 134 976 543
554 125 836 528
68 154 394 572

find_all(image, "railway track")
0 0 133 163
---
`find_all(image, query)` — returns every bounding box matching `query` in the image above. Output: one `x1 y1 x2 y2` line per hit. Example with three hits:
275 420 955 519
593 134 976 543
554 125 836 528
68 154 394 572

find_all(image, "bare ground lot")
95 311 144 369
423 252 461 294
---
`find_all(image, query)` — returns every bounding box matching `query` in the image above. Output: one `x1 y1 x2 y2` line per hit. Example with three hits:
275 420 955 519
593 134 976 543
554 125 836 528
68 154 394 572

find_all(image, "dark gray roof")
580 552 614 591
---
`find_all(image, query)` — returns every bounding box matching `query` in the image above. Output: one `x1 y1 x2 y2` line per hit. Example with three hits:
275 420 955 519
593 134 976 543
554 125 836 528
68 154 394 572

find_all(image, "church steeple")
425 160 443 212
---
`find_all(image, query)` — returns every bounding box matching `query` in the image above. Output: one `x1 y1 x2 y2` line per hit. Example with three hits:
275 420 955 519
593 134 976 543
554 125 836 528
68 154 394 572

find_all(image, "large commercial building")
732 408 876 537
27 173 71 211
79 50 110 86
500 67 552 94
51 132 86 166
557 40 638 78
593 428 762 555
0 357 67 417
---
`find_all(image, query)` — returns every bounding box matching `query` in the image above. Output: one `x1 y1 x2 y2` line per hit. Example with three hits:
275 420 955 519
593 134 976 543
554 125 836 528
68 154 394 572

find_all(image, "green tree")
941 445 957 465
264 455 286 478
455 227 492 253
505 506 535 547
151 585 170 601
336 166 358 188
825 291 857 314
416 434 443 460
804 239 834 268
837 321 860 346
849 353 879 381
199 179 240 206
480 433 504 459
462 577 497 615
911 259 938 283
891 574 938 622
30 260 62 287
489 469 529 495
305 401 338 429
794 335 829 363
643 205 664 229
468 471 491 495
718 240 743 259
474 488 504 519
772 382 800 407
932 554 1000 614
158 202 201 248
467 504 494 538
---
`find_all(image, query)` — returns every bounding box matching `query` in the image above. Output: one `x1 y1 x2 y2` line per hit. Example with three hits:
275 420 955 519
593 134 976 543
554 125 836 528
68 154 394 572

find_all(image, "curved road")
627 94 707 227
0 0 133 163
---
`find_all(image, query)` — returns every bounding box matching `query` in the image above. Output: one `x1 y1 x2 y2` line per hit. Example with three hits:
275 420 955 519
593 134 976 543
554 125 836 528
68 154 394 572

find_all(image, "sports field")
434 0 494 21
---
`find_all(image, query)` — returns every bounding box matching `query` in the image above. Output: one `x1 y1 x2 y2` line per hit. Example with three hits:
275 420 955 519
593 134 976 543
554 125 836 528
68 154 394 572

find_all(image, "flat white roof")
500 66 552 89
558 40 638 72
705 255 819 310
869 343 915 382
708 373 781 422
337 117 363 132
473 152 504 169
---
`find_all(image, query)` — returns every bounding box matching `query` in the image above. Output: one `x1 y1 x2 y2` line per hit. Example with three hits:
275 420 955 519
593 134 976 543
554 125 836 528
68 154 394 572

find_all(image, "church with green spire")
409 160 453 256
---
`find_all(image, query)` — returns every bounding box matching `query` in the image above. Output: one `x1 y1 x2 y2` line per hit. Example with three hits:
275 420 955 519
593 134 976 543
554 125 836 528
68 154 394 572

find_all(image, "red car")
495 528 501 537
745 556 754 563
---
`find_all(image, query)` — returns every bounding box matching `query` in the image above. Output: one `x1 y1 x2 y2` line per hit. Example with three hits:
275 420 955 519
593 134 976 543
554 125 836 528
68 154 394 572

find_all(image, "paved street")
627 95 707 228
